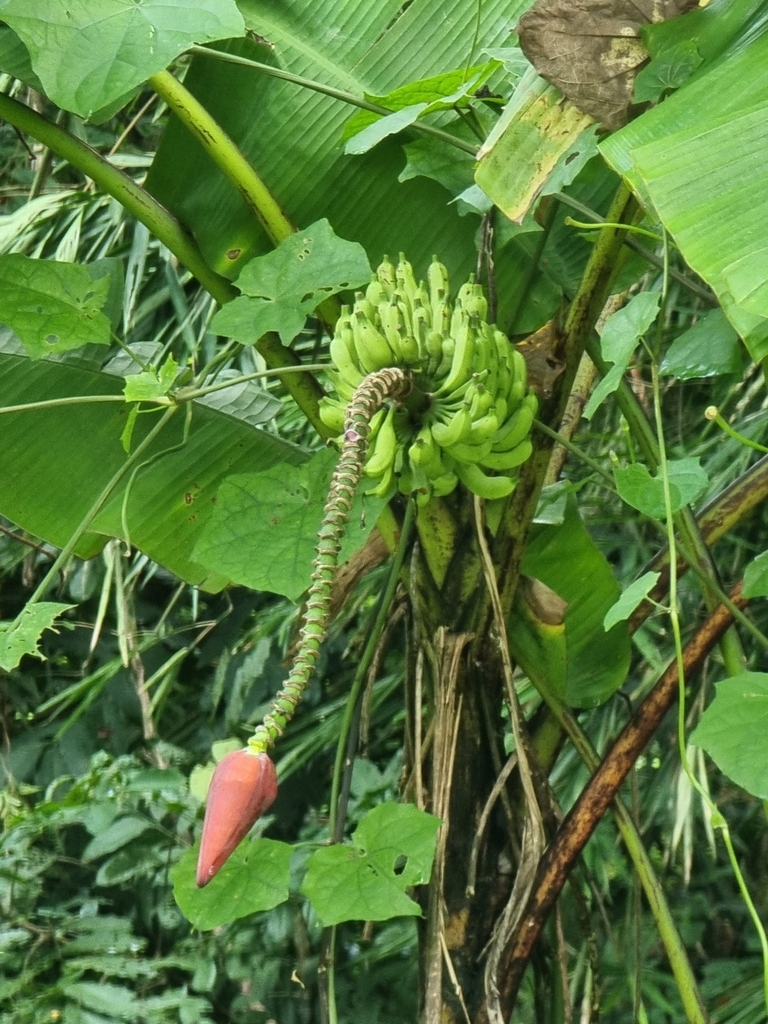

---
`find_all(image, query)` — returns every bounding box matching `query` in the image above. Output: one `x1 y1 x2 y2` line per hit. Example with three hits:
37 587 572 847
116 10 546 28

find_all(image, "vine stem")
705 405 768 455
188 45 479 157
652 358 768 1014
0 365 335 417
249 367 413 753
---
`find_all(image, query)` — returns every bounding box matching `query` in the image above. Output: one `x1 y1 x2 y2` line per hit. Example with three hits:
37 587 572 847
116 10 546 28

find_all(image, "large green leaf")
519 498 630 708
193 448 388 602
583 290 660 420
0 351 307 591
614 457 708 520
0 602 75 673
171 837 293 929
600 24 768 358
660 309 742 380
146 0 557 334
0 254 111 359
0 0 244 119
211 219 372 344
0 24 43 92
691 672 768 799
301 803 440 925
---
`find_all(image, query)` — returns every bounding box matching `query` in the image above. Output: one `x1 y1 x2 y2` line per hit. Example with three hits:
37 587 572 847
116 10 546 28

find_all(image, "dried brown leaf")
517 0 697 130
515 320 565 400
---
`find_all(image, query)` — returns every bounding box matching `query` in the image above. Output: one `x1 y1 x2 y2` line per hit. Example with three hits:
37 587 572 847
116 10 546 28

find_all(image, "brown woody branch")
477 581 747 1022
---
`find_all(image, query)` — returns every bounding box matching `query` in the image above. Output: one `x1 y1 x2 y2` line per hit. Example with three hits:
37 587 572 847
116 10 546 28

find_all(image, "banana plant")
2 0 768 1021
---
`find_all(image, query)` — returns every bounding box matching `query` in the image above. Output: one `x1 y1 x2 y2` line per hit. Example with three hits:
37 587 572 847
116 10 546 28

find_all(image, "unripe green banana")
377 256 396 298
431 469 459 497
492 394 537 451
416 283 432 321
327 369 355 402
425 330 444 374
409 425 446 479
379 300 407 361
445 437 494 464
450 303 465 339
509 347 528 391
455 277 476 310
438 335 455 377
480 438 533 471
330 333 364 388
523 391 539 418
365 405 397 478
496 359 512 408
468 384 494 420
432 298 450 338
396 297 413 338
354 291 376 323
319 397 346 434
367 277 388 309
411 299 431 358
367 406 386 443
366 462 396 498
494 395 508 426
438 313 477 395
455 461 515 500
400 334 421 364
494 329 510 369
353 311 396 373
464 410 500 445
462 285 488 321
473 325 498 394
396 254 418 303
466 384 482 421
428 257 450 313
431 405 472 448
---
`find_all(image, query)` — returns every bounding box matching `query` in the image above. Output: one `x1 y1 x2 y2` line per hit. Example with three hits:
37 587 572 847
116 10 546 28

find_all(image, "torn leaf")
475 69 593 224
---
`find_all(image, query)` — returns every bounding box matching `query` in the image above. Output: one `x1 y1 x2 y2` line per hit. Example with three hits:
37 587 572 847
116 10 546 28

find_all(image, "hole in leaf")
393 854 407 876
565 151 579 164
226 248 242 260
45 334 59 346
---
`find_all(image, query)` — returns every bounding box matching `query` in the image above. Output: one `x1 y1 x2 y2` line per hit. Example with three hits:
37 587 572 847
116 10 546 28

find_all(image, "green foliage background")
1 1 768 1023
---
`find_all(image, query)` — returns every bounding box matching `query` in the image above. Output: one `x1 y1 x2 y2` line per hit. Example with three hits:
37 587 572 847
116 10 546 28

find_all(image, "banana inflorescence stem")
249 367 413 753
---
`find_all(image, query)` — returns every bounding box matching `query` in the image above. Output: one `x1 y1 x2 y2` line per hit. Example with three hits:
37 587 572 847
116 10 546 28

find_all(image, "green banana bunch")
319 254 539 504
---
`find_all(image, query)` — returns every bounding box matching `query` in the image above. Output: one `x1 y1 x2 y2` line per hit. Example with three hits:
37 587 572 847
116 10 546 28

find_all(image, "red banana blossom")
196 749 278 887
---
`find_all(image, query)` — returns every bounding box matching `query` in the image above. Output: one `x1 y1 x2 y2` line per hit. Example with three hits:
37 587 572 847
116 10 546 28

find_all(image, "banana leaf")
146 0 562 334
600 12 768 359
0 350 307 592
